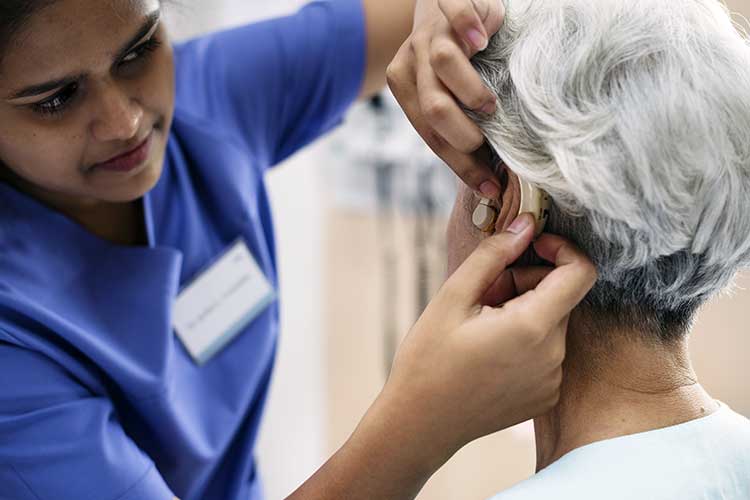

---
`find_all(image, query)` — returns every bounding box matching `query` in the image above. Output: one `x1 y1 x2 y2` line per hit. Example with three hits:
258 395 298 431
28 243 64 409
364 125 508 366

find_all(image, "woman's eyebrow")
6 9 162 102
113 10 162 62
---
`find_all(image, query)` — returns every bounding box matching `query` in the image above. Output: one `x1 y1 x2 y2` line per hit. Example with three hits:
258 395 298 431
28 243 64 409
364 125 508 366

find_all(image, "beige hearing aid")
472 198 498 233
472 178 551 237
518 178 551 237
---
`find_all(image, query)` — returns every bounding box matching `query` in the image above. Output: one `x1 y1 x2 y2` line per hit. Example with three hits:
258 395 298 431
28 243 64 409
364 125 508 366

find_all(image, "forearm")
285 389 455 499
360 0 434 99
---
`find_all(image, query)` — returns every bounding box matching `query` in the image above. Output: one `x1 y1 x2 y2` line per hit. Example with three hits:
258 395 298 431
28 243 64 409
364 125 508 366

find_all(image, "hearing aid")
472 178 551 237
472 198 497 232
518 178 551 237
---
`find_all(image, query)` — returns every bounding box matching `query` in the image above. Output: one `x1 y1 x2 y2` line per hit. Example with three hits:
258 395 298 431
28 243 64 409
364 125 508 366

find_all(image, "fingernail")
479 180 500 198
466 28 488 51
480 101 496 114
507 214 531 235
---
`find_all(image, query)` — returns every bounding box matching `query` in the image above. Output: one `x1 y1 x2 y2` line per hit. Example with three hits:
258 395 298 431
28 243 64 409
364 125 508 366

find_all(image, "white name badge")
173 239 275 365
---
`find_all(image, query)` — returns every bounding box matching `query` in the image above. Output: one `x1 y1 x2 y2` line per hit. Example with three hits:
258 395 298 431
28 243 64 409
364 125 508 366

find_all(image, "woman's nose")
90 83 143 143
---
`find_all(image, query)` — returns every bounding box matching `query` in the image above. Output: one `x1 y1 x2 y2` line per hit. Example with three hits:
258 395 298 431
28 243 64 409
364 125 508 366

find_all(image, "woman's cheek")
141 38 175 124
0 118 84 190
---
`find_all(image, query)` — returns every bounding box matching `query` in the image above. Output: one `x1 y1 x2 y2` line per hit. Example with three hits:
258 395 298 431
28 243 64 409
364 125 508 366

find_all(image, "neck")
533 315 718 471
64 200 147 247
0 168 146 246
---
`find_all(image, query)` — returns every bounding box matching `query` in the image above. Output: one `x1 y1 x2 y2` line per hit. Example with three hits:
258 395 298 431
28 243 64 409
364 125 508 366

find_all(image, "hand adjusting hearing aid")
473 178 551 237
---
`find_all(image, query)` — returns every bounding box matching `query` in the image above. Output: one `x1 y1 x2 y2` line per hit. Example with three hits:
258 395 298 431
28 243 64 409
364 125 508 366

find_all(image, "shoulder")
490 405 750 500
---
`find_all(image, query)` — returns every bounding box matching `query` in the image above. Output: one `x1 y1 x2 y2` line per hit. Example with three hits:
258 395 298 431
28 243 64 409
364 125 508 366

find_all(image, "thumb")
439 213 535 310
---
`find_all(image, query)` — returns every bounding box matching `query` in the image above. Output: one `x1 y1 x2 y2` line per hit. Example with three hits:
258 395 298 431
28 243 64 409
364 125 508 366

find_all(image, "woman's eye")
31 83 78 117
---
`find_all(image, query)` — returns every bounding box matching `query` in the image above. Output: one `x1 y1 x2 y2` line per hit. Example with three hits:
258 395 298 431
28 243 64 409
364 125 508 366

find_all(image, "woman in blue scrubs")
0 0 597 499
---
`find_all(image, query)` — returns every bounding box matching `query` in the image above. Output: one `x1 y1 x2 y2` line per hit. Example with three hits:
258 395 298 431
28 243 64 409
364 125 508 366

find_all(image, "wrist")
348 384 460 482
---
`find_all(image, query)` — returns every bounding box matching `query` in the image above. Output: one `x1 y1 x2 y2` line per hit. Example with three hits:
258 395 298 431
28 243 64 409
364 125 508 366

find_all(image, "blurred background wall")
167 1 750 498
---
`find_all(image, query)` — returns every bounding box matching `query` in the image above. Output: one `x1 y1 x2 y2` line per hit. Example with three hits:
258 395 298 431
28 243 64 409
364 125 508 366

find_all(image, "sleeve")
172 0 367 168
0 343 174 500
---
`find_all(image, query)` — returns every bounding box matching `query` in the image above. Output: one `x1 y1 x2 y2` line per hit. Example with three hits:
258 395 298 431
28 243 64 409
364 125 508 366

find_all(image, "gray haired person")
445 0 750 497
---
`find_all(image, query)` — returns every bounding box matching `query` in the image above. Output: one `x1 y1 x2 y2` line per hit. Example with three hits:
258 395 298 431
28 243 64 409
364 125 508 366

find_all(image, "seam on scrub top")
111 464 158 500
8 464 43 500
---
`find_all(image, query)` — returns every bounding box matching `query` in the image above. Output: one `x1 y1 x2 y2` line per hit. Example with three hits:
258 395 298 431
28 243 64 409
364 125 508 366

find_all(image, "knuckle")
386 59 409 91
554 367 564 386
529 319 551 344
455 6 477 28
531 325 549 345
385 62 400 88
422 96 452 122
429 41 455 69
554 342 567 365
411 31 431 52
547 336 566 365
514 314 545 344
422 128 446 152
546 388 562 408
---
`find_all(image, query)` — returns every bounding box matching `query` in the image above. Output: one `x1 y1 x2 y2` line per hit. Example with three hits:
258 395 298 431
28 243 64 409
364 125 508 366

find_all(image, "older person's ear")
463 163 519 235
492 165 521 234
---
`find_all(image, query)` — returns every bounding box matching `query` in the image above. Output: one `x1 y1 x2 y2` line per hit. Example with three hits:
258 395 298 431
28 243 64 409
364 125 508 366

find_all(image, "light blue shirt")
491 402 750 500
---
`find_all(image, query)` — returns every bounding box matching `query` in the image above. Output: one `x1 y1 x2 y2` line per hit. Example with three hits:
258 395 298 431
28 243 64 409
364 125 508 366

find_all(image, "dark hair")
0 1 176 66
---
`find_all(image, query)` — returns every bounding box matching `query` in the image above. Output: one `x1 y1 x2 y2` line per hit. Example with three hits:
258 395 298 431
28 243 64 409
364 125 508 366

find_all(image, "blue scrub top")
0 1 365 499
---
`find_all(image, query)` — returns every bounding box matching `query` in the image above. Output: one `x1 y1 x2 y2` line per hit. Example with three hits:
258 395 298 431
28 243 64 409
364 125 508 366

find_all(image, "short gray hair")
470 0 750 341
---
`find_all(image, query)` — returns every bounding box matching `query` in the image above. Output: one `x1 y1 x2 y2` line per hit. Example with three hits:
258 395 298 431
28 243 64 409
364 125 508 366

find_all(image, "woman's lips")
94 133 152 173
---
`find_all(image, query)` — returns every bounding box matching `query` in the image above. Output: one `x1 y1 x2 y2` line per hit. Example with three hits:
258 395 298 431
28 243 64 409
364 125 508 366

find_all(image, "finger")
480 266 552 306
501 234 598 329
438 0 506 53
509 266 554 295
477 0 506 39
439 213 536 309
438 0 488 52
429 32 496 113
416 52 487 154
479 270 514 307
532 235 598 308
389 51 500 196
